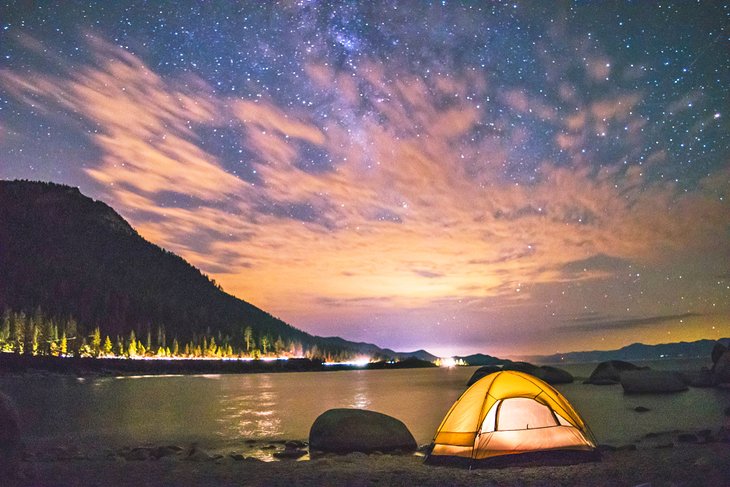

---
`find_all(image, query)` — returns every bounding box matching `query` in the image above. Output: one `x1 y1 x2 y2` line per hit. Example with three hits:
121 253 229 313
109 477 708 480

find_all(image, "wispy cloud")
558 312 702 332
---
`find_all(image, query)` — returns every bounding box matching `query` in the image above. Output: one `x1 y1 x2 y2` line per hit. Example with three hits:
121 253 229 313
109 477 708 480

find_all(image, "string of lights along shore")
1 1 728 356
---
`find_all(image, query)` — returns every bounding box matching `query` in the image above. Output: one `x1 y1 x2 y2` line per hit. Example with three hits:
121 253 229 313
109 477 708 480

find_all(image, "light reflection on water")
349 371 371 409
216 374 282 439
0 363 727 451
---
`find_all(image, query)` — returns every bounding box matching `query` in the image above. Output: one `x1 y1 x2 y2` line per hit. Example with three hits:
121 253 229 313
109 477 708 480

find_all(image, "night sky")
1 1 728 357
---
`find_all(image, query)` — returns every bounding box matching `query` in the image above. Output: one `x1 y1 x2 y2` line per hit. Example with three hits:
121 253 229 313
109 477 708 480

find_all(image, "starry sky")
1 1 728 357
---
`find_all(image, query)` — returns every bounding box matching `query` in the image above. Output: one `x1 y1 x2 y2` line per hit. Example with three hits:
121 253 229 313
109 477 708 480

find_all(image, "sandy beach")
8 429 730 487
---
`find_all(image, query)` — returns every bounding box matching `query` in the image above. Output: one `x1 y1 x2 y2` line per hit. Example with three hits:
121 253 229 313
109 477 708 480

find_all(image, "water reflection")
2 366 726 451
349 371 371 409
216 374 283 439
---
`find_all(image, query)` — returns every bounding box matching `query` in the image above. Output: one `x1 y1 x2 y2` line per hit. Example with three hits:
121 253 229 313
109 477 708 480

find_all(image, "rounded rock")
309 408 416 454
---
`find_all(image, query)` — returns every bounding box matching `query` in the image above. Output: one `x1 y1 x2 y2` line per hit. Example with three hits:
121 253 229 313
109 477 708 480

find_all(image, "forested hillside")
0 180 393 361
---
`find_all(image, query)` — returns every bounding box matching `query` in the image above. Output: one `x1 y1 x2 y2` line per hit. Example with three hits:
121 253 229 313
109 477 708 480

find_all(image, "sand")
8 437 730 487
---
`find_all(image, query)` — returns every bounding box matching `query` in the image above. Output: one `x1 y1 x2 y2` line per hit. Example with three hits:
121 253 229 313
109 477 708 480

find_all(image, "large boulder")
712 350 730 385
585 360 647 385
620 370 689 394
539 365 574 384
711 342 727 366
501 362 574 385
309 408 416 454
0 392 21 478
684 367 714 388
466 365 502 386
503 361 541 375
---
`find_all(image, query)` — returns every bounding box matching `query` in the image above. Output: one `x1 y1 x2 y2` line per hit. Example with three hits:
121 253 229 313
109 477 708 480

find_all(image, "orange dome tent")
426 370 598 466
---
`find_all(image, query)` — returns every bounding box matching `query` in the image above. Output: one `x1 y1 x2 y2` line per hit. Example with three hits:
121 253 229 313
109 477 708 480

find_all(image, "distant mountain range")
528 338 730 364
0 180 420 361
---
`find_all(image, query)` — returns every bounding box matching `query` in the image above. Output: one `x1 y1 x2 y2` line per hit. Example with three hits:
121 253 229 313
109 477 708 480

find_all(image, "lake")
1 360 728 455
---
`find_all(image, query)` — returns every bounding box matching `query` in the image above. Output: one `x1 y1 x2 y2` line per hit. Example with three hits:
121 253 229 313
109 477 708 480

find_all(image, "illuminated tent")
426 370 597 466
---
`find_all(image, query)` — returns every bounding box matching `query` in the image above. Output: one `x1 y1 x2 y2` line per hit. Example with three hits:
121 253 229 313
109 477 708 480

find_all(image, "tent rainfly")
426 370 598 466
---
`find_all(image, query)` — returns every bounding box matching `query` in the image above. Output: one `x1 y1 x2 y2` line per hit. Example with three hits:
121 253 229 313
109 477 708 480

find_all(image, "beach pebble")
285 440 307 449
676 433 698 443
273 448 307 460
123 447 152 461
693 456 711 470
151 445 182 459
185 446 216 462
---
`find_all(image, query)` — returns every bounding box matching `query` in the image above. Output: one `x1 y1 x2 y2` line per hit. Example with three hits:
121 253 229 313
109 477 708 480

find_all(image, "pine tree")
103 336 113 356
260 335 270 355
48 321 59 356
128 330 137 357
243 326 253 353
172 338 179 356
25 314 37 356
157 325 166 349
91 327 102 357
0 310 10 352
274 336 285 356
60 332 68 356
65 317 78 356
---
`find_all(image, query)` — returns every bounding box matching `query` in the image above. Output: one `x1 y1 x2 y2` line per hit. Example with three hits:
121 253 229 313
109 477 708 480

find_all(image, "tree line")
0 308 353 362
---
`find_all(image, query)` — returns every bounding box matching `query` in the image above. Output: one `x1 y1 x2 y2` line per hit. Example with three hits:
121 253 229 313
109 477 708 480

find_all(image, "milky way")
1 1 728 356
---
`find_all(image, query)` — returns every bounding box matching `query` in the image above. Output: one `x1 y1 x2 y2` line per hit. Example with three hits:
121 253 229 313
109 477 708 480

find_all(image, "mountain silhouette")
0 180 401 360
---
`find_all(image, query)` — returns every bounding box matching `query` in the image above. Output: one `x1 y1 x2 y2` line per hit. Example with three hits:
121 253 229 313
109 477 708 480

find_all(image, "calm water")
1 360 728 451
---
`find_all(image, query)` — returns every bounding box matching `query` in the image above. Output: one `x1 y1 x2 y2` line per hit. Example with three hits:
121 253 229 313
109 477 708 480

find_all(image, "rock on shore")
466 363 573 386
585 360 648 385
620 370 689 393
309 408 417 454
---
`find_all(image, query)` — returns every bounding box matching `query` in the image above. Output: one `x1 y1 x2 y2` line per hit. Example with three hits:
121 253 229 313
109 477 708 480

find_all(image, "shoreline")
10 428 730 487
0 353 436 377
